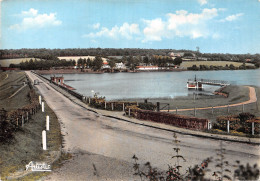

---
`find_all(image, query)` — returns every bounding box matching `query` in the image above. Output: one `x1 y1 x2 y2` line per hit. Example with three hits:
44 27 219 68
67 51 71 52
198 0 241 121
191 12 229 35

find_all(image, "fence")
126 108 209 130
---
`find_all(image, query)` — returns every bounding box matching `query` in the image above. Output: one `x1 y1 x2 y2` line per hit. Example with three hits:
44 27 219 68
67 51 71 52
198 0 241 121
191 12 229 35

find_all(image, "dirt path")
162 86 257 112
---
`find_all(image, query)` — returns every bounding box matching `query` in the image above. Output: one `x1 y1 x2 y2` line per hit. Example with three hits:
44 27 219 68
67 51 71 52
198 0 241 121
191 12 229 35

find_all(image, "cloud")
83 22 140 40
92 23 100 29
142 8 219 42
198 0 207 5
9 8 62 31
220 13 243 22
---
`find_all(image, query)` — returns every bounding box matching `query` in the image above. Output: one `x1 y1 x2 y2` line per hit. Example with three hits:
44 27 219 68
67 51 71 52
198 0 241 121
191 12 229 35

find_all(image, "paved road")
26 71 260 180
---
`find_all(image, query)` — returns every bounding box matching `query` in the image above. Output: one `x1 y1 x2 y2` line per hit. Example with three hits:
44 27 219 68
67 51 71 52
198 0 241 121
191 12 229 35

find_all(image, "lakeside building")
136 66 159 71
115 62 126 69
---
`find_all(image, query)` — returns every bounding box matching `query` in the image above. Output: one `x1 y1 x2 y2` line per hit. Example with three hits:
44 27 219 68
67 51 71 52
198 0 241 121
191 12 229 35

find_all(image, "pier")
187 76 230 89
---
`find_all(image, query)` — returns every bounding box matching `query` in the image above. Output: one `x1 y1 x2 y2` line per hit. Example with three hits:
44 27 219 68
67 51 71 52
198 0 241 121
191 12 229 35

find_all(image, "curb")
31 71 260 145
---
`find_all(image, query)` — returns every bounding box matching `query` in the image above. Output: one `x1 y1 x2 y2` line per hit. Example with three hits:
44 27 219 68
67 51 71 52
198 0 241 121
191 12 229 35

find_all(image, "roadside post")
42 130 47 150
42 102 45 112
39 96 42 105
227 120 230 133
46 115 50 131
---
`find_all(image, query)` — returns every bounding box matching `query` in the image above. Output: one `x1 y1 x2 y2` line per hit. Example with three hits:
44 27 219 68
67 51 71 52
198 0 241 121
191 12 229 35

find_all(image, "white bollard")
42 102 45 112
39 96 42 105
42 130 47 150
227 120 230 133
208 122 211 130
46 115 50 131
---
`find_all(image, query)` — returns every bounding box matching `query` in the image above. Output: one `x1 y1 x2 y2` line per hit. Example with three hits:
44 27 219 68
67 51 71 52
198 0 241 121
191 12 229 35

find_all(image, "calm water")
46 69 260 100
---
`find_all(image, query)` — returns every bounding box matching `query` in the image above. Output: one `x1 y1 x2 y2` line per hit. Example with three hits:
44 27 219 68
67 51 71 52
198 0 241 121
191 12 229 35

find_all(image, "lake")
45 69 260 100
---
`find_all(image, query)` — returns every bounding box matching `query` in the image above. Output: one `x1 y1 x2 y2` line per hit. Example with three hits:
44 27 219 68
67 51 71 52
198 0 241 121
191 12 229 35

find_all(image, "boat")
187 75 202 90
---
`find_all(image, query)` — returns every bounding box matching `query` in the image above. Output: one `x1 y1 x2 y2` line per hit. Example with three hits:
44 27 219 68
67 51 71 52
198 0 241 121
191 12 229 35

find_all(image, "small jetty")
50 75 76 90
187 76 230 89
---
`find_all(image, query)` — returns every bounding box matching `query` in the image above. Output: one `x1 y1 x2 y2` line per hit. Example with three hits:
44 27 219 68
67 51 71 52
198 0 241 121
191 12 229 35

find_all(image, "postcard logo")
26 161 51 172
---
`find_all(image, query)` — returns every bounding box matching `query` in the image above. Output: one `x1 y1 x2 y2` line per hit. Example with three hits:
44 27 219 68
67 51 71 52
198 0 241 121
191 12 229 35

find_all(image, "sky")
1 0 260 54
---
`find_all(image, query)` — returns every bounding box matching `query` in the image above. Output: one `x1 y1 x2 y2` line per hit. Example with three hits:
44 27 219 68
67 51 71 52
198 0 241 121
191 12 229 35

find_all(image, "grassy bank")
0 71 62 180
180 61 255 69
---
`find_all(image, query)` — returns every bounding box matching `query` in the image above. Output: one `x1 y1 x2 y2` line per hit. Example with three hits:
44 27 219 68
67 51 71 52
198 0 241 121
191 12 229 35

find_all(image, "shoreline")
35 68 259 74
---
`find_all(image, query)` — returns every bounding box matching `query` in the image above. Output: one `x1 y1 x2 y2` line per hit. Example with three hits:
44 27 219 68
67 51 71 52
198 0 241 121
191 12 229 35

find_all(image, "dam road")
25 71 259 180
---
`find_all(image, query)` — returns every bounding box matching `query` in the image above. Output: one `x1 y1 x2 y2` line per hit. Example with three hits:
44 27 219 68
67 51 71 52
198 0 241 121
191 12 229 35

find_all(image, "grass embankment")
180 61 254 69
0 71 62 180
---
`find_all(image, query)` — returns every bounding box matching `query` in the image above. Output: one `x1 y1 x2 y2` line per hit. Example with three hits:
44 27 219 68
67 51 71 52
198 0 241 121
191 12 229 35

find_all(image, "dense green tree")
173 57 183 65
92 56 103 71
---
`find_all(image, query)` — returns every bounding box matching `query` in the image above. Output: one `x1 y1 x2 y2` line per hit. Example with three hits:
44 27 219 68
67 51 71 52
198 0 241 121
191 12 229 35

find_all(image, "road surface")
26 71 260 180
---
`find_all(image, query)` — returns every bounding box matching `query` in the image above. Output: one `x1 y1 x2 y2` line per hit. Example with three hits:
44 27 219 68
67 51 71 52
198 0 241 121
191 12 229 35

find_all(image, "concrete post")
21 115 24 127
39 96 42 105
46 115 50 131
42 130 47 150
227 120 230 133
105 102 107 109
42 102 45 112
123 103 125 112
156 102 160 112
128 108 131 116
252 122 255 135
26 112 29 121
112 103 114 111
